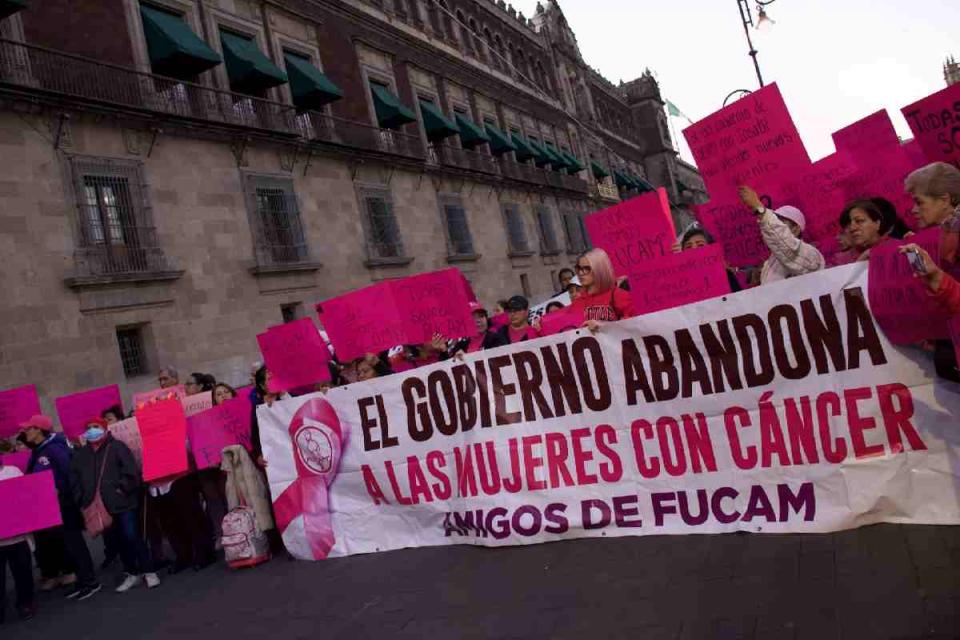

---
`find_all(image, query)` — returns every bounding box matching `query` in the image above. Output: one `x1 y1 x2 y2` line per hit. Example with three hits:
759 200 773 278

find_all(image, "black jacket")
70 436 142 515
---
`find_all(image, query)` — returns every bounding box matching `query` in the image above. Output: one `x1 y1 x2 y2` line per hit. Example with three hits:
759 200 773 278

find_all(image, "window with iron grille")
562 211 586 254
68 156 163 277
536 206 561 255
439 196 475 256
358 187 404 259
501 204 530 255
116 326 147 378
245 175 308 266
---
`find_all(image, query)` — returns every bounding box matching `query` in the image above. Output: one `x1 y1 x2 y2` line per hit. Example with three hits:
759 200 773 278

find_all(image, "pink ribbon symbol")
273 397 345 560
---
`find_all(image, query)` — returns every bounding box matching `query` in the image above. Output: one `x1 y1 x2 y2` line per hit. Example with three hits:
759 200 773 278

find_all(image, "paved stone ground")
3 524 959 639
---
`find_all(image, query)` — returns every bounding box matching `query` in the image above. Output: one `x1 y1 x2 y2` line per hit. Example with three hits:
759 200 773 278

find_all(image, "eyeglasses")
575 264 592 274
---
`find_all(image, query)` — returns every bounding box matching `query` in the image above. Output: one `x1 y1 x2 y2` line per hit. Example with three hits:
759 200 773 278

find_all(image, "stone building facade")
946 55 959 86
0 0 696 407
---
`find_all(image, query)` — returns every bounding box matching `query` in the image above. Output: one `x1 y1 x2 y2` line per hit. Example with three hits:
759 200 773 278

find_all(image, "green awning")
283 51 342 110
562 151 585 173
591 161 609 179
635 176 656 193
370 83 417 129
525 138 553 167
139 4 221 80
419 100 460 141
220 30 287 95
455 113 490 149
0 0 26 20
484 123 516 155
510 133 537 162
544 143 570 171
614 171 632 188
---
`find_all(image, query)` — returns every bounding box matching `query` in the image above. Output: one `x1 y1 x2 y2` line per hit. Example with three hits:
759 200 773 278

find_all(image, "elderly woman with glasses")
571 248 635 329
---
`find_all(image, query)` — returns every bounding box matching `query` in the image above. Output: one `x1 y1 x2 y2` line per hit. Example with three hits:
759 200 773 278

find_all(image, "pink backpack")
221 484 271 569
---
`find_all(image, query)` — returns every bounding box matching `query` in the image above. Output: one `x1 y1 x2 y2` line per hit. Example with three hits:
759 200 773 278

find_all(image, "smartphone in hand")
905 248 927 275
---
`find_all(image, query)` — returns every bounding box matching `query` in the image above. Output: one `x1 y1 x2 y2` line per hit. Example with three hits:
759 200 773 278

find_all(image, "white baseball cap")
774 205 806 232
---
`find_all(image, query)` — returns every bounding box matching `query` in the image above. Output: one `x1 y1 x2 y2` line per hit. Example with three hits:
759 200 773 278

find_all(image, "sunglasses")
575 264 592 274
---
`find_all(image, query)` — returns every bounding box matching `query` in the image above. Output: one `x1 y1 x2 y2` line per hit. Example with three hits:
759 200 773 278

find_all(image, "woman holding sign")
0 460 36 623
572 248 635 327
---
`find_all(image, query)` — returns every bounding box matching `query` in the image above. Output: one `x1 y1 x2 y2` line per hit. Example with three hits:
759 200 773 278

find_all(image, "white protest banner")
259 264 960 561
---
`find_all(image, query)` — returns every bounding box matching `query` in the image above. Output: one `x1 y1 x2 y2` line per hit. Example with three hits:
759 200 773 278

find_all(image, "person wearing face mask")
70 419 160 592
17 416 100 600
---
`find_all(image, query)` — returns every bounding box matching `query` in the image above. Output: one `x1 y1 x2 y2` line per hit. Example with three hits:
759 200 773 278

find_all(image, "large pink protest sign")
187 395 253 469
682 83 811 199
109 417 143 468
868 228 950 344
257 318 331 393
0 450 31 472
55 385 123 439
318 268 476 361
137 398 188 482
0 470 62 538
901 82 960 170
0 384 41 438
832 110 900 162
134 385 185 411
627 244 732 315
692 199 766 269
584 188 676 276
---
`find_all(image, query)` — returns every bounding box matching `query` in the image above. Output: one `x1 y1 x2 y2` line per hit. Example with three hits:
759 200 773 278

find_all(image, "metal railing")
296 111 425 160
73 243 172 278
0 38 298 134
428 144 499 174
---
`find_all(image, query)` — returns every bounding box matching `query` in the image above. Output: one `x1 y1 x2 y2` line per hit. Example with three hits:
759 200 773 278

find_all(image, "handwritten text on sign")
901 82 960 170
627 244 731 315
584 188 676 276
682 83 810 198
319 268 476 361
109 417 143 468
867 228 950 345
187 395 253 469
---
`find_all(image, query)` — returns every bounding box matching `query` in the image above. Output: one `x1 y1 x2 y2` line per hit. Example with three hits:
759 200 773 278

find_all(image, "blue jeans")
111 509 151 576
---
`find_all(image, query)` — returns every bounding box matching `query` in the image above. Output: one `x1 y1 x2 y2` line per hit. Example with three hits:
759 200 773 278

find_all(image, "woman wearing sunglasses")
571 248 634 330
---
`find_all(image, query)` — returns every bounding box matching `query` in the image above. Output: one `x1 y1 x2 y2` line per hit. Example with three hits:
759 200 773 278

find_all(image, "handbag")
82 444 114 537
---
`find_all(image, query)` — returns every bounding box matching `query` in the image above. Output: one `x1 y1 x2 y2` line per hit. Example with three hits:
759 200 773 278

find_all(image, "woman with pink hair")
571 248 634 327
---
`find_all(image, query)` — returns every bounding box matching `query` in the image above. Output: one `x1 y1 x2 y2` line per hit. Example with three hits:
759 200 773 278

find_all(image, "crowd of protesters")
2 161 960 626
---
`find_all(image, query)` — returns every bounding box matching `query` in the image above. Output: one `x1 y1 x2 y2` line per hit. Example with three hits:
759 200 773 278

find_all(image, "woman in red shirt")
572 248 634 328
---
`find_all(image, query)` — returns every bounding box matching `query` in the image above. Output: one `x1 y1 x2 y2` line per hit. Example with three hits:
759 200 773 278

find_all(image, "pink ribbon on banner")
272 397 345 560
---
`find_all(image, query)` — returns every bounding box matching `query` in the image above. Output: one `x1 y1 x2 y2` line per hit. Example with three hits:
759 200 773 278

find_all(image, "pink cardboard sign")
134 385 185 411
627 244 732 315
109 417 142 468
257 317 332 393
137 398 188 482
693 199 766 269
868 228 950 345
181 391 213 418
0 450 31 473
584 188 677 276
0 470 63 538
187 395 253 469
901 83 960 170
318 268 476 361
538 307 585 336
682 83 811 199
832 110 900 162
0 384 41 438
55 385 123 439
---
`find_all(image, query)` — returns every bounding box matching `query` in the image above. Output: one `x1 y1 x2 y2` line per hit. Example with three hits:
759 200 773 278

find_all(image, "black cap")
506 295 529 311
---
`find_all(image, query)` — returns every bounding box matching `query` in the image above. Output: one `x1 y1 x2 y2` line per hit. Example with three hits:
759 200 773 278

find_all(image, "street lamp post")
736 0 777 88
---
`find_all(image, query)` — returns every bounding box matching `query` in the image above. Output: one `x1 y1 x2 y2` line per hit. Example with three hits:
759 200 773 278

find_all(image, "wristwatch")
754 205 767 217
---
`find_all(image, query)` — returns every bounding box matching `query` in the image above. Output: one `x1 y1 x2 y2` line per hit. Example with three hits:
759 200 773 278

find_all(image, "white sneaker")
115 574 140 593
143 573 160 589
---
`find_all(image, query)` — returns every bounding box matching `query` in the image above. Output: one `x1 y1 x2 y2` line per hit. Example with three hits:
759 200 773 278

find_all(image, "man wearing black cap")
496 295 541 344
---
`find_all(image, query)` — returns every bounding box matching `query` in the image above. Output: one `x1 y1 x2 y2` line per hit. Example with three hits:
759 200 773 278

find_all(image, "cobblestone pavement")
4 524 959 640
